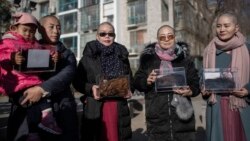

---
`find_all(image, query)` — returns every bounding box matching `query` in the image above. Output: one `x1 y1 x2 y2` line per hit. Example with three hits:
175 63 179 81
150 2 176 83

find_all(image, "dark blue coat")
7 41 79 141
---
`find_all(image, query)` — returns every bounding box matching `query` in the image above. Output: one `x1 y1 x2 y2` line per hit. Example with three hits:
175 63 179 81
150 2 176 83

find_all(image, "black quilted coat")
73 40 133 141
134 42 200 141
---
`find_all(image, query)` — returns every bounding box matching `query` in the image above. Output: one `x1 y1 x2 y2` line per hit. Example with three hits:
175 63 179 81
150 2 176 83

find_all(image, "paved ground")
129 94 207 141
0 93 207 141
0 96 9 141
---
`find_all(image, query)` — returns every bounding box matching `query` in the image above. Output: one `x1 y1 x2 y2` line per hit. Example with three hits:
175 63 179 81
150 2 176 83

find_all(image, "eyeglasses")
98 32 116 37
158 34 175 42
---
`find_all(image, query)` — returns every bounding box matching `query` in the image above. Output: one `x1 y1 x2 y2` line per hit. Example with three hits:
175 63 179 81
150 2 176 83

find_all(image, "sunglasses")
99 32 116 37
158 34 175 42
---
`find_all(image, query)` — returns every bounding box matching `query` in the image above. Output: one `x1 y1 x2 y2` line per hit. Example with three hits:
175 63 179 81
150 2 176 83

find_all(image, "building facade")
18 0 211 70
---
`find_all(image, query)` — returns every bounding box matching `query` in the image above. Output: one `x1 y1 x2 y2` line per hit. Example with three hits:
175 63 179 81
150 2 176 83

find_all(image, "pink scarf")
203 32 249 109
155 43 176 70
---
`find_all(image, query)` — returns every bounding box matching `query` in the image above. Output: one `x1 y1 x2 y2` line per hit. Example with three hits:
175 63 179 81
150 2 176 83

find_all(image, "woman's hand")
124 90 132 99
21 86 44 105
233 88 249 98
147 70 157 85
51 51 59 63
92 85 100 100
200 85 211 97
173 86 192 97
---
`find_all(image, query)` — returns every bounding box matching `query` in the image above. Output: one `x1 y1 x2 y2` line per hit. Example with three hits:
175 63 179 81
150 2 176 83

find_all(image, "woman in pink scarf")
134 25 200 141
203 12 250 141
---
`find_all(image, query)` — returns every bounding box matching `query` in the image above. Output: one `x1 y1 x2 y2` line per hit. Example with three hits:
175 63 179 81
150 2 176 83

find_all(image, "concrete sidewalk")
0 94 207 141
129 94 207 141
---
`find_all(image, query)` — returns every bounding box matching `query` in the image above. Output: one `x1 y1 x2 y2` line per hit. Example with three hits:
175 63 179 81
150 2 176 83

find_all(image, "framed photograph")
97 74 130 98
202 68 238 93
14 48 56 73
154 67 188 92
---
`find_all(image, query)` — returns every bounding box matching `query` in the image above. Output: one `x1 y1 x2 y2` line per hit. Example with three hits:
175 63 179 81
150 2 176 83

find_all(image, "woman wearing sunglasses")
73 22 134 141
134 25 200 141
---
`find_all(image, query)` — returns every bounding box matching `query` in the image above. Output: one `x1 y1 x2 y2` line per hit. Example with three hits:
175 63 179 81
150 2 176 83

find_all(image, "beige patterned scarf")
203 32 249 109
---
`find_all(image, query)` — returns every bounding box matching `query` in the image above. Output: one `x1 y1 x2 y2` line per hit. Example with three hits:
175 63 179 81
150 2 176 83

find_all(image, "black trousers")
7 91 51 141
7 94 80 141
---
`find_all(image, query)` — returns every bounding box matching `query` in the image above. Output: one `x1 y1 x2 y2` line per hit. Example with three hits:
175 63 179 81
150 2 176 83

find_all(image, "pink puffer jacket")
0 66 5 95
0 32 42 96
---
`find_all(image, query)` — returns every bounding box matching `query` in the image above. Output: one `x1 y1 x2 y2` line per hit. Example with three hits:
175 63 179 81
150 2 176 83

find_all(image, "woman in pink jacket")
0 12 61 137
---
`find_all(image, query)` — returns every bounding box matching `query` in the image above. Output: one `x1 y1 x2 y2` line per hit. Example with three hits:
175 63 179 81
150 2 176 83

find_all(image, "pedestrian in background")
73 22 134 141
134 25 200 141
202 11 250 141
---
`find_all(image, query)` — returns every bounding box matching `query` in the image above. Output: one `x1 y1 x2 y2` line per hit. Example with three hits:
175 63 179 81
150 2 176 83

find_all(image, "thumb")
21 95 29 105
21 91 29 105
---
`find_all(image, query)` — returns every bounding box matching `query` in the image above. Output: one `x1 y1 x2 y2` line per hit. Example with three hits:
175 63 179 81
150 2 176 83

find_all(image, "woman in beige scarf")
203 12 250 141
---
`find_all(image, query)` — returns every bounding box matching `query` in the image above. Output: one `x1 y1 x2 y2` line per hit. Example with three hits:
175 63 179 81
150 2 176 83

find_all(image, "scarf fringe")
208 94 247 110
204 32 249 110
229 95 247 110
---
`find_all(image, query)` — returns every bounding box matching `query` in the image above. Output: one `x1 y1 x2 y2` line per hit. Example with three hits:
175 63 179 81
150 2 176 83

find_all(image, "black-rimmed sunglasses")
99 32 116 37
159 34 175 42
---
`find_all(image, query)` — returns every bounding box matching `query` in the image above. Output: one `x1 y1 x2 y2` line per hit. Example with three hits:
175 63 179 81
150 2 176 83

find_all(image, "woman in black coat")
134 25 200 141
73 22 134 141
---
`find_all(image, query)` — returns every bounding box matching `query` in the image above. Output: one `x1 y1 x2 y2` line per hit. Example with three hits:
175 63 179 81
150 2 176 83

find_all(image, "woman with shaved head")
203 11 250 141
7 15 79 141
134 24 200 141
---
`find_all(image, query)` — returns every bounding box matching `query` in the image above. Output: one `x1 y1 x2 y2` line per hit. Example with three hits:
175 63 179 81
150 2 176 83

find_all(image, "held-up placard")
14 49 56 73
202 68 238 93
154 67 188 92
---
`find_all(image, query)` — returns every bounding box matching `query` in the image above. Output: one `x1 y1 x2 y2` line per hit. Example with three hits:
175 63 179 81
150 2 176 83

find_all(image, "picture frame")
13 48 56 73
202 68 238 93
154 67 188 92
97 74 130 98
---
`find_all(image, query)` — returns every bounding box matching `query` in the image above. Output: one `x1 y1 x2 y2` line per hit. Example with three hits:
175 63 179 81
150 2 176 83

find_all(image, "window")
130 30 146 53
80 4 100 31
40 2 49 17
59 0 77 12
61 36 78 55
106 15 114 24
161 0 169 21
82 0 99 7
127 0 147 25
59 12 78 34
104 0 113 3
80 33 96 55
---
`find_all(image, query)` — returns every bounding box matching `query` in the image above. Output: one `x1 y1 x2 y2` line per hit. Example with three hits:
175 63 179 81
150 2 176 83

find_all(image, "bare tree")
210 0 250 38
